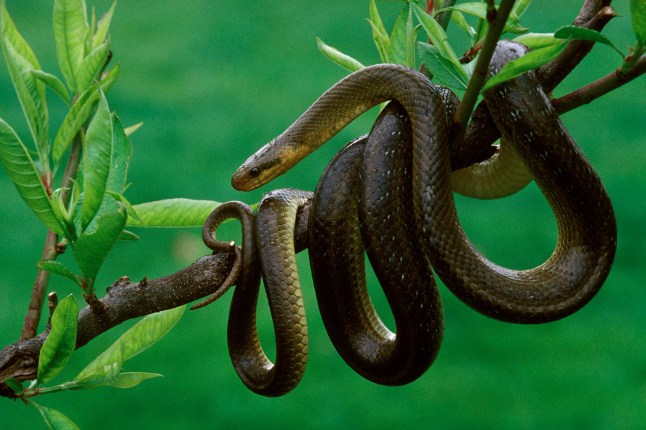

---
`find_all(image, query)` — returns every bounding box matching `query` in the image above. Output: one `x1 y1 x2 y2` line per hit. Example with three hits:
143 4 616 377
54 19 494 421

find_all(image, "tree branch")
452 0 617 170
553 55 646 114
1 251 237 398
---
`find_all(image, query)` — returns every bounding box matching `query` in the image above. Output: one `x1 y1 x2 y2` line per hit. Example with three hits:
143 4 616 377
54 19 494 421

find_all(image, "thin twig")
553 55 646 114
20 133 84 340
451 0 517 139
20 232 59 340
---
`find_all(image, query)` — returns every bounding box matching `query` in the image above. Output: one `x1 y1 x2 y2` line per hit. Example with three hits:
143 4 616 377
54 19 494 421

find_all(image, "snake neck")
231 64 447 191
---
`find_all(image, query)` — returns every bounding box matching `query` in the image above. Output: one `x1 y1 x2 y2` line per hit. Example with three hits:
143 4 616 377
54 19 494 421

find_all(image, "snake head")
231 140 286 191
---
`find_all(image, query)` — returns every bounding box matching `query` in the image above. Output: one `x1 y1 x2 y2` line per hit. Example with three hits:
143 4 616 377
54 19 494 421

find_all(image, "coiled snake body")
205 41 616 396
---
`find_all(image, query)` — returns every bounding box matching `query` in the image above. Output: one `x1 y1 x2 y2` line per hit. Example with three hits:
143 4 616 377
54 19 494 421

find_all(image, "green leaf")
0 4 49 154
482 40 567 91
37 260 82 286
5 378 23 395
118 229 140 241
368 0 390 62
316 37 365 72
106 372 163 389
412 3 465 73
554 25 624 58
440 2 528 34
52 84 99 165
73 200 127 287
632 0 646 46
52 65 119 165
512 0 534 18
117 306 185 361
81 90 112 229
38 295 78 385
107 115 133 194
123 121 143 136
388 1 414 67
32 402 80 430
73 343 123 386
513 32 560 49
54 0 89 92
32 70 71 105
0 119 62 234
449 10 476 41
418 42 468 90
74 307 184 384
127 198 220 228
50 187 75 239
75 39 110 92
91 1 117 50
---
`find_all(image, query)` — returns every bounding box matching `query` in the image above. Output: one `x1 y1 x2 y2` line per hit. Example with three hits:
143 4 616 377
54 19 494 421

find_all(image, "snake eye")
249 167 260 178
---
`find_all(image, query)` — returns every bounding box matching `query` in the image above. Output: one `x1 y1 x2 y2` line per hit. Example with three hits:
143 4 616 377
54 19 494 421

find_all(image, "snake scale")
202 40 616 396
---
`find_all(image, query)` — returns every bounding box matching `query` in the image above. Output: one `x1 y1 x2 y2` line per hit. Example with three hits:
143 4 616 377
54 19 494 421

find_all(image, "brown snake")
209 40 617 395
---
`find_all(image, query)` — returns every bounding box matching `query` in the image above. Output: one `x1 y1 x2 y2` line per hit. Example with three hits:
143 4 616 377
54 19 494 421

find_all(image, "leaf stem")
451 0 517 139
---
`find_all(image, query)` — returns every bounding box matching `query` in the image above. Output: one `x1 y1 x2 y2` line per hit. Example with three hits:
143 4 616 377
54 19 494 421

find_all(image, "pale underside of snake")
206 40 617 396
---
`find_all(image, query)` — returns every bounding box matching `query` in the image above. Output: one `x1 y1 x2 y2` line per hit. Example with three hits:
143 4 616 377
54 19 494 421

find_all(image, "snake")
223 40 616 394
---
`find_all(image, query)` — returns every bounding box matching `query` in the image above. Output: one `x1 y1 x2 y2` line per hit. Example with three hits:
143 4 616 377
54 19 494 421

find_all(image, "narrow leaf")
117 306 185 361
440 2 528 33
0 119 62 233
73 343 123 386
74 307 184 384
482 40 567 91
513 32 559 49
75 39 110 92
32 402 80 430
52 65 119 165
5 378 23 395
107 115 133 195
123 122 143 136
38 295 78 385
449 10 476 41
118 229 140 241
512 0 534 18
412 3 465 73
37 260 82 286
388 2 414 67
554 25 624 58
53 0 89 92
632 0 646 45
81 90 112 229
107 372 163 389
91 1 117 50
52 84 100 164
73 200 127 286
418 42 468 90
128 198 220 228
368 0 390 62
0 6 49 153
50 187 75 238
32 70 71 105
316 37 365 72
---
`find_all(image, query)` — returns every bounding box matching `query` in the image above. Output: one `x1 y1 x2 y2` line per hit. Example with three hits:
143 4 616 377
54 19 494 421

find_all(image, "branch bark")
0 251 237 398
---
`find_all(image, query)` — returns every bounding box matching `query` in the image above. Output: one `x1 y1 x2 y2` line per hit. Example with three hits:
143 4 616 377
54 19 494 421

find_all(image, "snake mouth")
232 154 284 191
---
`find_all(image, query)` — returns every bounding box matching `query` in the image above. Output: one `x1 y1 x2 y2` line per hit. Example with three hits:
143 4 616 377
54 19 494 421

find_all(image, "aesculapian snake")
207 40 617 396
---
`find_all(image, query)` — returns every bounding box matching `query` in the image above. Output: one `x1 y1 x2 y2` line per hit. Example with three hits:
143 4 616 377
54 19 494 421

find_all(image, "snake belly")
309 103 443 384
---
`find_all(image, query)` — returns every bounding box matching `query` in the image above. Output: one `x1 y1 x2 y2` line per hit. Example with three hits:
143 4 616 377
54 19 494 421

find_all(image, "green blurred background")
1 1 644 428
